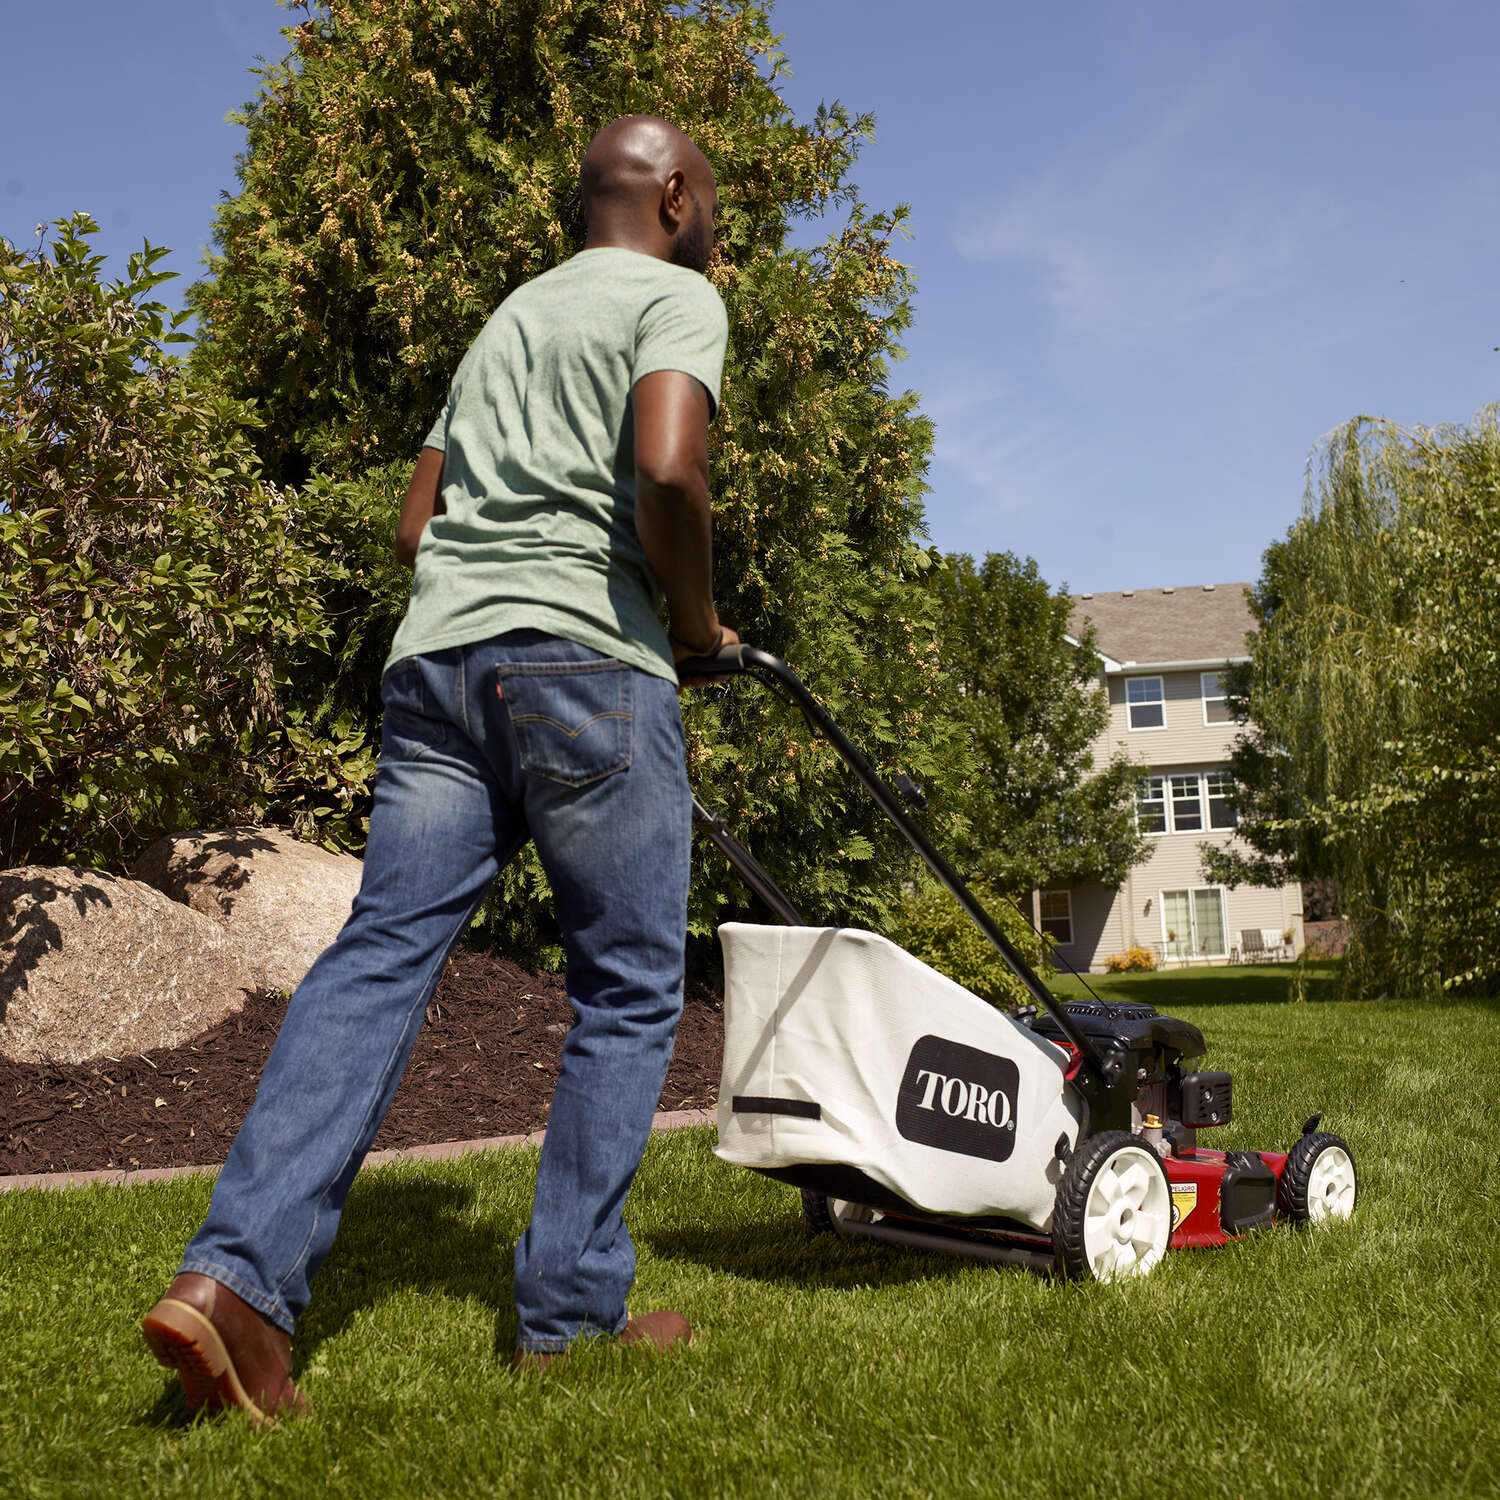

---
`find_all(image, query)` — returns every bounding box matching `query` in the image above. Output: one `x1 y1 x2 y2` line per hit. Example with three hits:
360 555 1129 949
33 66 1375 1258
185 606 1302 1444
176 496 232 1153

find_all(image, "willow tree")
1205 410 1500 997
189 0 957 945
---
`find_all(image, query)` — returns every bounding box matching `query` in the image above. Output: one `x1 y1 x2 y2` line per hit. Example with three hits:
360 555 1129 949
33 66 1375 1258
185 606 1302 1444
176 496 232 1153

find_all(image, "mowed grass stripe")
1 987 1496 1499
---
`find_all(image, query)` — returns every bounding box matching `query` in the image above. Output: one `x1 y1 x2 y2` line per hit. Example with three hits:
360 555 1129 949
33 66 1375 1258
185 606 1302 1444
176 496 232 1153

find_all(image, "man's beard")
669 201 711 274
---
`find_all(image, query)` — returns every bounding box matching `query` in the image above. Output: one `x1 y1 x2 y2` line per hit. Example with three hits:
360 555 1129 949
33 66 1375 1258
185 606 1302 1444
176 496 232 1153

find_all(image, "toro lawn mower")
676 643 1357 1282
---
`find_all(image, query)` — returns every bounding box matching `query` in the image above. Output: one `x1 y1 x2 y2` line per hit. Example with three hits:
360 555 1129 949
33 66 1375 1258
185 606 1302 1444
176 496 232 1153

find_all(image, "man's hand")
673 622 742 688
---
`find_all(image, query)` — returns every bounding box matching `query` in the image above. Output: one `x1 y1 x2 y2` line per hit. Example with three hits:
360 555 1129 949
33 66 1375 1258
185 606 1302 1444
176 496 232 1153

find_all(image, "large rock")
0 867 254 1063
133 826 363 994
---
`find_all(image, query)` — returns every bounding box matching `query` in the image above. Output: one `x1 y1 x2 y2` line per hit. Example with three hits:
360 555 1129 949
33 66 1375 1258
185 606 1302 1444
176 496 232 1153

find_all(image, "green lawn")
3 980 1498 1499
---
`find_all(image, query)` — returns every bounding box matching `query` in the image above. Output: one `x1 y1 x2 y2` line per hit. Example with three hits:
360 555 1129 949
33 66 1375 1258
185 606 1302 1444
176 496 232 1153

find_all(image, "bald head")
579 115 718 272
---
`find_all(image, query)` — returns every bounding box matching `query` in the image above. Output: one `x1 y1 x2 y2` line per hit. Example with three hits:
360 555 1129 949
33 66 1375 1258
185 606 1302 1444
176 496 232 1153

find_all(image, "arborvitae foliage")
927 553 1147 895
189 0 957 946
1203 411 1500 998
0 217 377 869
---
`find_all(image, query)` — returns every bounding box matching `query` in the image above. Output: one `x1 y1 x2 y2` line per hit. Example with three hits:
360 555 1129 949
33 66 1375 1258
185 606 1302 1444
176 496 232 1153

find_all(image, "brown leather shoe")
513 1308 693 1372
141 1274 310 1424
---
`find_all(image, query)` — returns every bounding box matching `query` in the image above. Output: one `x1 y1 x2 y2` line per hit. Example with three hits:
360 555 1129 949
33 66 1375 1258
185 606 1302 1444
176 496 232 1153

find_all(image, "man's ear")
661 166 688 231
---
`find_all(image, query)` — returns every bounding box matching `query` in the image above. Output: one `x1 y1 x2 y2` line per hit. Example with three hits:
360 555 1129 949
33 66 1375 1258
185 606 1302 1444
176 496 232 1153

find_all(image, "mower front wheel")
1278 1131 1357 1224
1053 1131 1172 1282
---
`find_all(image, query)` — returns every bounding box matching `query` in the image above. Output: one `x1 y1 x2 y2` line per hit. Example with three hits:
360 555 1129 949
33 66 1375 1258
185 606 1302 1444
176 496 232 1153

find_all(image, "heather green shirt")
386 248 728 680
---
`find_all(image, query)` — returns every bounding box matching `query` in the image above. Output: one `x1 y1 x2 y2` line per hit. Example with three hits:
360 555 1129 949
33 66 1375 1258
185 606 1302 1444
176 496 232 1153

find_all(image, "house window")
1139 770 1238 834
1205 770 1238 829
1201 671 1232 724
1136 776 1167 834
1169 774 1204 831
1160 886 1228 958
1127 676 1165 729
1039 890 1073 945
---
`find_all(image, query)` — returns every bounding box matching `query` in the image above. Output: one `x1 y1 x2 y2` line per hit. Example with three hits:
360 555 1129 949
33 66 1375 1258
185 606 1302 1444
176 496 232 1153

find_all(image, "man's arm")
395 445 446 568
632 370 737 666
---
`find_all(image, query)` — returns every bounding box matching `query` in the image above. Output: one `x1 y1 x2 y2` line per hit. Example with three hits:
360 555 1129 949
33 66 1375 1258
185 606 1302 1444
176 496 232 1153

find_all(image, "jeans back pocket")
498 659 632 787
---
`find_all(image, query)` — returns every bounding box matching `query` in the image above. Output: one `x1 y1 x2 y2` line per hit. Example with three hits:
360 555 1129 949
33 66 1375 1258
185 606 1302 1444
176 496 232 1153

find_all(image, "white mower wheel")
1053 1131 1172 1282
1278 1131 1357 1224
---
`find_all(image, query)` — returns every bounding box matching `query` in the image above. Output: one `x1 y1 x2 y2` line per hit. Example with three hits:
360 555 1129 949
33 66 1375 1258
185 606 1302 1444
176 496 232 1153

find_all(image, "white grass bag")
715 924 1083 1229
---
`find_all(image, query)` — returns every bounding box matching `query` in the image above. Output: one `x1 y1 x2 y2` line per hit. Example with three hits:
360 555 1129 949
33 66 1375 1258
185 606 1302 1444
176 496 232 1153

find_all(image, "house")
1035 583 1303 971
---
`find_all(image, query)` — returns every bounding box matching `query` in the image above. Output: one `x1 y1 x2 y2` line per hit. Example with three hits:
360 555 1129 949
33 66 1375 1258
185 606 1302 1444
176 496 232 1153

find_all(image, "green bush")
884 872 1054 1008
0 215 377 869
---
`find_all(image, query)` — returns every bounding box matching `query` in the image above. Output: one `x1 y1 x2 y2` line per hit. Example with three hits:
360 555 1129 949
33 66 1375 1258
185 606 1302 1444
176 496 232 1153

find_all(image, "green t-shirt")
386 247 729 680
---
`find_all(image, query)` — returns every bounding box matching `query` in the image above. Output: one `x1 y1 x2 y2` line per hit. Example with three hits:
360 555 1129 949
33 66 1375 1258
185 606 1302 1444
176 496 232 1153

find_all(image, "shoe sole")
141 1298 269 1425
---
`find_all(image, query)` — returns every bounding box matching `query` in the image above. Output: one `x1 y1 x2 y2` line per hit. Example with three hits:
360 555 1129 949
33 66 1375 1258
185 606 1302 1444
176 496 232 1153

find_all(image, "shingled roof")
1069 584 1256 668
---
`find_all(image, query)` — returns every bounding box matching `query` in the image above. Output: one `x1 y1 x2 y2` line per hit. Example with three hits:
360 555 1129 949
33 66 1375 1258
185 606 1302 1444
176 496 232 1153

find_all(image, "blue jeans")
179 631 692 1353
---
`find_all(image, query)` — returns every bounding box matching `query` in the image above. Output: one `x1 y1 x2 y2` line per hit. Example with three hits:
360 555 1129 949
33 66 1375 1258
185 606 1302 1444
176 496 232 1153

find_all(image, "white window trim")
1168 772 1205 833
1126 675 1166 731
1158 885 1229 960
1136 775 1168 836
1138 769 1237 836
1039 889 1073 946
1203 769 1238 831
1200 670 1230 726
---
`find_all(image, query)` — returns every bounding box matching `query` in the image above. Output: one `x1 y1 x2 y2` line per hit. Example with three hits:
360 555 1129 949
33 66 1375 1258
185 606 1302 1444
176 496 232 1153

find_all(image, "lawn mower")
676 642 1357 1282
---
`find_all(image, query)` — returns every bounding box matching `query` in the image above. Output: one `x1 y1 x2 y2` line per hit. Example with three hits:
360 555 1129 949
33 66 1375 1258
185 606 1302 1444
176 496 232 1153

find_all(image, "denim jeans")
179 630 692 1353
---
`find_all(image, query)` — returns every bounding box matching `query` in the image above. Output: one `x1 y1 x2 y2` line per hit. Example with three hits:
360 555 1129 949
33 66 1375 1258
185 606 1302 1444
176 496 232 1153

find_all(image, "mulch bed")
0 950 724 1177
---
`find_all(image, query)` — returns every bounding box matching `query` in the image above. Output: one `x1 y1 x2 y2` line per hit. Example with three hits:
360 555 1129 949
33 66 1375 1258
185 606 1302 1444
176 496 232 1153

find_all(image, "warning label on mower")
1171 1183 1198 1230
895 1035 1019 1163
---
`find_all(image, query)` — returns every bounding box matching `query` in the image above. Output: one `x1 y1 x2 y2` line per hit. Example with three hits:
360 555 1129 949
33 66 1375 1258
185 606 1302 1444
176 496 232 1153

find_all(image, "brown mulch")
0 949 724 1177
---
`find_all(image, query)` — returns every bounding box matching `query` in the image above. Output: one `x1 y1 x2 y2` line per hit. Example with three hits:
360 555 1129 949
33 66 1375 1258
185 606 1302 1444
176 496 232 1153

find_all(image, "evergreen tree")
188 0 959 943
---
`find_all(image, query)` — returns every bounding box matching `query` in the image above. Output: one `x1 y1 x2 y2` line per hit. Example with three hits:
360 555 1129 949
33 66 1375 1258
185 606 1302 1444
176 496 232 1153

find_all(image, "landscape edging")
0 1106 717 1194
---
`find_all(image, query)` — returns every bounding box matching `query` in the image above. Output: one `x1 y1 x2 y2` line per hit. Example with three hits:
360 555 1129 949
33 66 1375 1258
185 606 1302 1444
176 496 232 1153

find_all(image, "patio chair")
1239 928 1270 962
1261 927 1292 961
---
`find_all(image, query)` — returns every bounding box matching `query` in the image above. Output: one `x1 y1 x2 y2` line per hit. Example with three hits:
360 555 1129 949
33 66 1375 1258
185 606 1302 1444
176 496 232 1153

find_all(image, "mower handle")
675 643 1111 1092
674 640 753 678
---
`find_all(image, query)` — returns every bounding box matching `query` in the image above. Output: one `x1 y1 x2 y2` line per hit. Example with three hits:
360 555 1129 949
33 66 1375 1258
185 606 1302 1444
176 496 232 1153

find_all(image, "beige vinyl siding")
1101 669 1239 765
1045 880 1125 974
1113 834 1302 964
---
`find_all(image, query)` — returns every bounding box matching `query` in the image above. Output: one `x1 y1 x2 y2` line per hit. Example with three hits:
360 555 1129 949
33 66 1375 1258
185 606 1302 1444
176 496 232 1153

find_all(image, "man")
141 115 737 1418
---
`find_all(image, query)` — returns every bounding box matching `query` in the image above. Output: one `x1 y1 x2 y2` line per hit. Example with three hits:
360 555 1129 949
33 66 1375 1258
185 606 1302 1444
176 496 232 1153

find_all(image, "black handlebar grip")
674 641 750 679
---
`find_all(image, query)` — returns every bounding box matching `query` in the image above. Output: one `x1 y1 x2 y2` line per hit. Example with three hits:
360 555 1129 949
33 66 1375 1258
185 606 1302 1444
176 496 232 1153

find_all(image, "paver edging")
0 1106 718 1194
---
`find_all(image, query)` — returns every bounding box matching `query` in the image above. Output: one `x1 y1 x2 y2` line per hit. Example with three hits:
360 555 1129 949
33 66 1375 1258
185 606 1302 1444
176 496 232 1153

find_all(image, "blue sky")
4 1 1495 593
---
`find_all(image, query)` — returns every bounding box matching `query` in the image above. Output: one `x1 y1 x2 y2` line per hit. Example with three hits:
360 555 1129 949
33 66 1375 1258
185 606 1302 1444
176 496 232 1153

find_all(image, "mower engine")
1025 1000 1278 1247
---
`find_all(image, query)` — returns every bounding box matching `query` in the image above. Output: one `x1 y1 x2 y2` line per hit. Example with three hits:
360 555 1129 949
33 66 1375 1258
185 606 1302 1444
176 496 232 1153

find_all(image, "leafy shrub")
885 872 1054 1008
1104 946 1158 973
0 215 377 869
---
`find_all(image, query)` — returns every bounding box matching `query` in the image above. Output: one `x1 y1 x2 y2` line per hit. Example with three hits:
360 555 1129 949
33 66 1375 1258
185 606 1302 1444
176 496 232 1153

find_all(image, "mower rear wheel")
1278 1131 1357 1224
1053 1131 1172 1282
801 1191 880 1237
801 1190 835 1235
